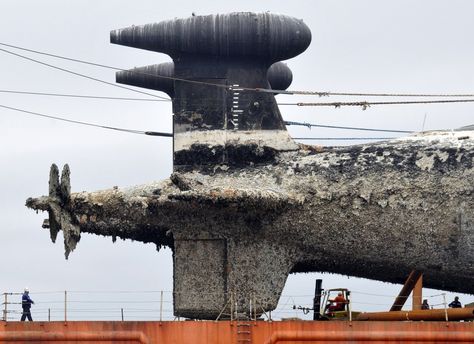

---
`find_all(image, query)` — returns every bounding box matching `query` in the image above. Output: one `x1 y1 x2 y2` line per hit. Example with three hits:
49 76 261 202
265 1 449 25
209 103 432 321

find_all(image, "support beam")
357 307 474 321
390 270 423 312
412 274 423 311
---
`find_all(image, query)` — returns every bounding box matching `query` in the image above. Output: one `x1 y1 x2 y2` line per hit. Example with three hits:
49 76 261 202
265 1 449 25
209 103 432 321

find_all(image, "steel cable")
0 89 168 102
0 47 170 100
285 120 413 134
280 99 474 108
0 103 173 137
2 42 474 98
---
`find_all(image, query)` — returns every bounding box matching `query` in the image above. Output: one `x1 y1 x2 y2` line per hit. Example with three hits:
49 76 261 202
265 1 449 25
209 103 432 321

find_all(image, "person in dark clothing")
421 299 430 310
21 288 34 321
448 296 462 308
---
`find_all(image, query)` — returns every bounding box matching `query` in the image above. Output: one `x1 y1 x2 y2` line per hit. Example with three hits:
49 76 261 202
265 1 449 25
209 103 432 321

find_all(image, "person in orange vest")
325 292 347 314
333 292 347 311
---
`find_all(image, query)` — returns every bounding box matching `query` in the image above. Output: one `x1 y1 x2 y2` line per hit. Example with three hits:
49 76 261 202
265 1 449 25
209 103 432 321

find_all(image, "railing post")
253 294 258 321
348 297 352 322
253 295 257 321
160 290 163 321
64 290 67 322
249 296 252 320
121 308 124 321
442 293 449 322
3 293 7 322
48 308 51 322
235 292 238 320
230 292 234 321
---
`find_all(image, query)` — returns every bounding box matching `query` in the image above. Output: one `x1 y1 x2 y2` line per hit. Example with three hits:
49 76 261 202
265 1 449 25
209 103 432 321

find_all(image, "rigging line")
0 89 169 102
0 42 230 91
0 103 173 137
265 90 474 97
0 47 170 101
0 88 244 103
284 120 413 134
0 42 129 71
293 137 395 140
4 42 474 98
280 99 474 108
67 290 173 294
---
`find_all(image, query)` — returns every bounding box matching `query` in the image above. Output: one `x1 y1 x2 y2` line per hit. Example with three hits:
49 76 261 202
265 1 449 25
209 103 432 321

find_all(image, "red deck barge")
1 320 474 343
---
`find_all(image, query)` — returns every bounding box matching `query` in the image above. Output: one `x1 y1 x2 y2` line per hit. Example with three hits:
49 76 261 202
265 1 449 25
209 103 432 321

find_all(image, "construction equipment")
320 288 353 320
294 279 360 321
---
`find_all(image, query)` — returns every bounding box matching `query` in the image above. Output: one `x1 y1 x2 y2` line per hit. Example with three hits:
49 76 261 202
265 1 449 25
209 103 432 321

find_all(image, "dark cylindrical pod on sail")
116 62 175 97
111 12 311 168
267 62 293 92
111 13 311 63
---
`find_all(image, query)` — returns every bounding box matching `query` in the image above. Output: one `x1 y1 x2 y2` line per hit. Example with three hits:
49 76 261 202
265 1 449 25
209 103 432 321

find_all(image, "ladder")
236 322 253 344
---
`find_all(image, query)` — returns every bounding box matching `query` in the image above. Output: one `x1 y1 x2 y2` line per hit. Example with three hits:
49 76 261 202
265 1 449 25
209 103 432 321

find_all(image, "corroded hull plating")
1 320 474 343
26 131 474 319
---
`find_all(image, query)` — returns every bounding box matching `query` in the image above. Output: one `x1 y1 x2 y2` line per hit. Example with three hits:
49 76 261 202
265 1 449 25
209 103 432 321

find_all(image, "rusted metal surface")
357 307 474 321
0 330 148 343
1 320 474 343
264 330 474 344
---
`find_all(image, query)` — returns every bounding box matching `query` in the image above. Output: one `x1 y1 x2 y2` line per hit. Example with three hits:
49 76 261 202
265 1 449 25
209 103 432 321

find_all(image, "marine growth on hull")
27 12 474 320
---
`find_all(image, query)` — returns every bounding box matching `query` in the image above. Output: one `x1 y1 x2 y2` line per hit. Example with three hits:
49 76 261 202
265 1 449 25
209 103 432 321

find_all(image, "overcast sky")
1 0 473 321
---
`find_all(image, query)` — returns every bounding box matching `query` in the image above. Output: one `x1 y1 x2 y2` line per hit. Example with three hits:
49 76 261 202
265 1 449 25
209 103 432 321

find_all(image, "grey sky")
1 0 473 320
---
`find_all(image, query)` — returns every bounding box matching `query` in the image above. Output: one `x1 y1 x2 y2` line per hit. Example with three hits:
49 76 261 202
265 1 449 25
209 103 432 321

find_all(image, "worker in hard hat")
20 288 34 321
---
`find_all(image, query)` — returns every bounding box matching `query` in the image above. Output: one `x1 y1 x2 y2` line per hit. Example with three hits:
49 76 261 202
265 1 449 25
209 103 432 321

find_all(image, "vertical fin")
49 164 60 198
46 163 78 254
60 164 71 204
48 210 60 244
48 164 61 243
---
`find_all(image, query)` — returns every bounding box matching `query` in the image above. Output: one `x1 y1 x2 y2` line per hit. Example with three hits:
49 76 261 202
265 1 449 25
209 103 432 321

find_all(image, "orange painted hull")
1 320 474 343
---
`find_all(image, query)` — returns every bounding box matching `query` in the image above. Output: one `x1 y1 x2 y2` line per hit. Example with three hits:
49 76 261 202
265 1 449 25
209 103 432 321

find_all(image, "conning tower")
111 12 311 168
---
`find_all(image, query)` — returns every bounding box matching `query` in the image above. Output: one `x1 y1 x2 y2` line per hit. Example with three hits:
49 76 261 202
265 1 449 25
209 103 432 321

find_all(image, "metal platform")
1 320 474 343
